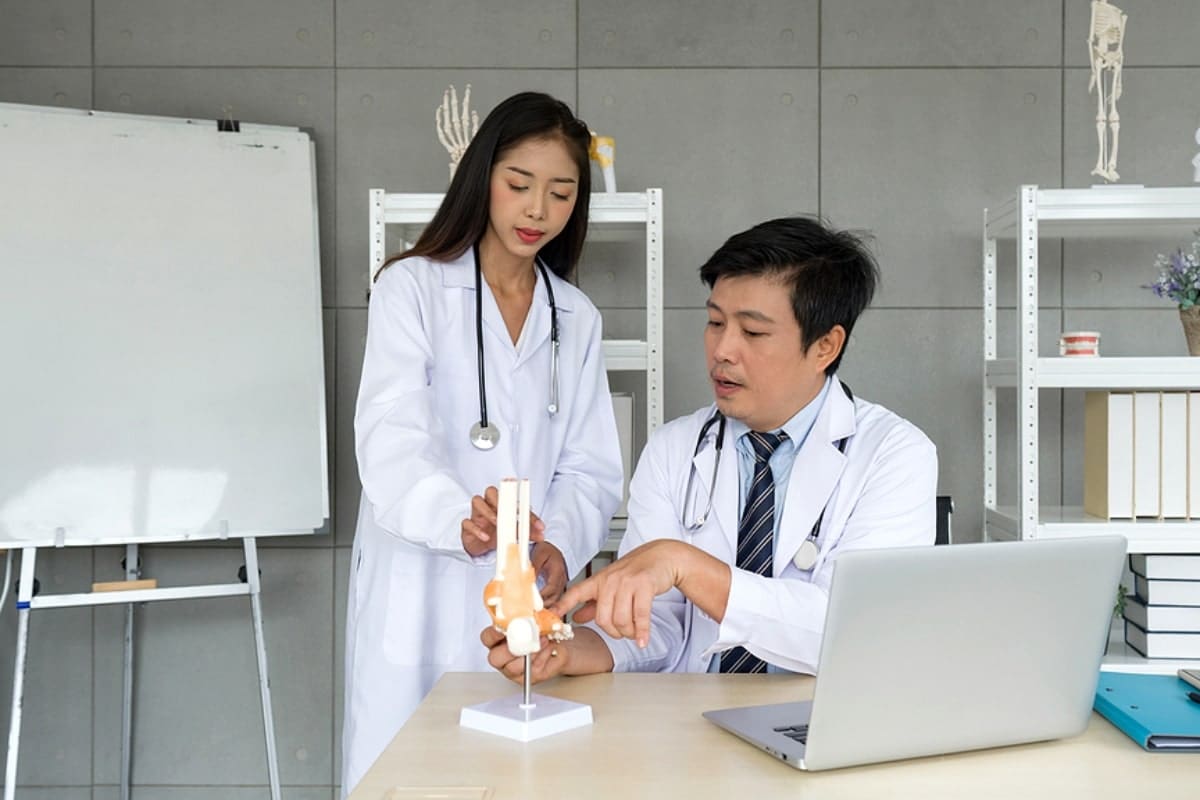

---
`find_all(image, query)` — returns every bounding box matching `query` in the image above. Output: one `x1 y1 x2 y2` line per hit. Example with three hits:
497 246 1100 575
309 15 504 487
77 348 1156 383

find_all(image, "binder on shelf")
1135 574 1200 607
1130 553 1200 581
1191 393 1200 518
1094 671 1200 750
1084 391 1134 519
611 392 634 520
1133 392 1161 518
1161 393 1188 519
1123 595 1200 633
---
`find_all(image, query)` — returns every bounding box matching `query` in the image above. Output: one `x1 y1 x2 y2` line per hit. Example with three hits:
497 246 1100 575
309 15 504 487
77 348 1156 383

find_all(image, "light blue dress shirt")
708 376 833 673
726 375 832 537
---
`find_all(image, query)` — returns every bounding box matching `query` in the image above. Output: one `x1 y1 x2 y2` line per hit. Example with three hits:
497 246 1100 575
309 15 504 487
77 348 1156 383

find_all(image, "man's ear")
812 325 846 372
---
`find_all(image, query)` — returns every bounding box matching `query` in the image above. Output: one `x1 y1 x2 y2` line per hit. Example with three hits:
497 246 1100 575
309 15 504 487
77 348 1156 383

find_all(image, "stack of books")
1124 553 1200 659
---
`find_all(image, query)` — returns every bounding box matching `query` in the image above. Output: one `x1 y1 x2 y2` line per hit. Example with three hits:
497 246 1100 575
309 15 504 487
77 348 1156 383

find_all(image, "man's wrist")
675 543 732 623
563 627 615 675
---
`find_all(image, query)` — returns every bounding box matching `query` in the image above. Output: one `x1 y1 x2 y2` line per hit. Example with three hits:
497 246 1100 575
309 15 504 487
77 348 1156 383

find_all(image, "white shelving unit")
369 190 664 556
369 189 664 434
983 184 1200 672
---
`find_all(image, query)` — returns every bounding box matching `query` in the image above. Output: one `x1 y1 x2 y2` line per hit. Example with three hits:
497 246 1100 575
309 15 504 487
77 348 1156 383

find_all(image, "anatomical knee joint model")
483 478 572 656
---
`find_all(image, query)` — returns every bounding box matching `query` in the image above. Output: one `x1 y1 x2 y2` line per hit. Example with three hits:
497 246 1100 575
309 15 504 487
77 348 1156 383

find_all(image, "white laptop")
703 536 1127 770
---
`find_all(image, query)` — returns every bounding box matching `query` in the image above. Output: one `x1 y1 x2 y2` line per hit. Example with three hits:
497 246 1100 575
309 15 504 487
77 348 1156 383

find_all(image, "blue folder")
1094 671 1200 751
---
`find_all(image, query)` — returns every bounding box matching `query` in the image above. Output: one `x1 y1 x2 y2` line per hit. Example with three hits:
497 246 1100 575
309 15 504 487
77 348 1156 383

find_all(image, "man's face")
704 273 839 432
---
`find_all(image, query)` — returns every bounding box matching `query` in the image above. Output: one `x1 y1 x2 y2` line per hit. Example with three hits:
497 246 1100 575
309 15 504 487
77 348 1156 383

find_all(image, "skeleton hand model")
1088 0 1127 183
483 478 573 657
589 133 617 193
436 84 479 181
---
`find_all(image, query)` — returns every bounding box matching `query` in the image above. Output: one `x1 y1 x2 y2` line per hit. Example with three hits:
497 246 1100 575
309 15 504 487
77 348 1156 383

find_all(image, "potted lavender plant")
1145 230 1200 355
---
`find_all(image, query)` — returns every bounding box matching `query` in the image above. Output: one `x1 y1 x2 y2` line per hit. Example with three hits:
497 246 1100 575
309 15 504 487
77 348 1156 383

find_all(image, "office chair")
935 495 954 546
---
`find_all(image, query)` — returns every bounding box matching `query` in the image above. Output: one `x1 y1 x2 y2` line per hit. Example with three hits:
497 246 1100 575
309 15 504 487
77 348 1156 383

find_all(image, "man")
485 216 937 679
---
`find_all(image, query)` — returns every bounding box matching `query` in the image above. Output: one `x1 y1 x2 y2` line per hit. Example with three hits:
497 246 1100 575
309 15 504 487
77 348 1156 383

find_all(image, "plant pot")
1182 306 1200 356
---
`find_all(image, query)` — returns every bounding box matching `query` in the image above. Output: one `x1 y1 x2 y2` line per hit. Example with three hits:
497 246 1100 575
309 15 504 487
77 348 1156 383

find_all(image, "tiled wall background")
3 1 1200 797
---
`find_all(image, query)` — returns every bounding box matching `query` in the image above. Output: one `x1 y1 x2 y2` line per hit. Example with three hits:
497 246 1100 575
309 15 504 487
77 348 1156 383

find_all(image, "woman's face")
481 136 579 266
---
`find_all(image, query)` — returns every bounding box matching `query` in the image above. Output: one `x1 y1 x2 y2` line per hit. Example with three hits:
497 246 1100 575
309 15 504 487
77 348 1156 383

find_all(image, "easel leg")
121 543 138 800
4 548 36 800
244 538 281 800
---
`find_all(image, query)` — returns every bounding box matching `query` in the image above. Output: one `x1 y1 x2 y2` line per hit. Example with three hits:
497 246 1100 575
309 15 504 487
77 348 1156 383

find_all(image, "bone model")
1193 127 1200 183
483 478 573 657
589 133 617 193
436 84 480 180
1088 0 1127 183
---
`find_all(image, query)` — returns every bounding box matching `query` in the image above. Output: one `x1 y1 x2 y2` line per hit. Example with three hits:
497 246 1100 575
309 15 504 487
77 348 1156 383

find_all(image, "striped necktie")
721 430 787 674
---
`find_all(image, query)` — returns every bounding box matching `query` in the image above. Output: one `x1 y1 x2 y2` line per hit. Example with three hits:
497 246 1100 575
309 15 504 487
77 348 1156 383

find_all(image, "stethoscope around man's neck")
468 241 560 451
681 381 854 571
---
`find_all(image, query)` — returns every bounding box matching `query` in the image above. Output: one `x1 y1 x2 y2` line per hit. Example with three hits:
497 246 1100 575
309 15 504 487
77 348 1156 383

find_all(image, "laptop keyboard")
772 724 809 744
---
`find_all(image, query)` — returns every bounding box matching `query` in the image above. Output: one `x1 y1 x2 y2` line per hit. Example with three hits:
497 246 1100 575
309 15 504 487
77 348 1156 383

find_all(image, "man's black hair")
698 216 879 374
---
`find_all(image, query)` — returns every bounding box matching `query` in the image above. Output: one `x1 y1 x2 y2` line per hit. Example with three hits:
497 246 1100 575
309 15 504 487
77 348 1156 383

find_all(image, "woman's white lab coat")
342 250 623 795
602 376 937 675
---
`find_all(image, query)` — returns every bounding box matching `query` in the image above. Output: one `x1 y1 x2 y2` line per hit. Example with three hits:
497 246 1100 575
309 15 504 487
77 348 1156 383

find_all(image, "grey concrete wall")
3 1 1199 796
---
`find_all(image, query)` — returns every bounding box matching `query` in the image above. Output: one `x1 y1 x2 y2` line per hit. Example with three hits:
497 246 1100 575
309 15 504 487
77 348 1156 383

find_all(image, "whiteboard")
0 103 328 547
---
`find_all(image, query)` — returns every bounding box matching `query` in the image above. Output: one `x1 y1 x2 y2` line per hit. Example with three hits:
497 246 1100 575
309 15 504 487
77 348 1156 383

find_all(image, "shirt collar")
727 375 833 453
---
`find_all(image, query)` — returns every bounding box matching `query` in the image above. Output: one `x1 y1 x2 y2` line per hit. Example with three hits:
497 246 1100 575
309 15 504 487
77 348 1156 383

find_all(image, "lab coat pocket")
382 557 466 667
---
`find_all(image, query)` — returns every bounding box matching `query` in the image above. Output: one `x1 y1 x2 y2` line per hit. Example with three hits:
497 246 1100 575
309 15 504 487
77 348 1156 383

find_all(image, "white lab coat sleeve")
538 309 624 579
354 267 475 561
710 420 938 673
590 424 690 672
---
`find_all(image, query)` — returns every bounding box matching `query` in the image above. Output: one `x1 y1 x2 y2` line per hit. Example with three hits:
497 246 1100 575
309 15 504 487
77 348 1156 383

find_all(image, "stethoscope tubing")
682 382 854 553
471 242 559 449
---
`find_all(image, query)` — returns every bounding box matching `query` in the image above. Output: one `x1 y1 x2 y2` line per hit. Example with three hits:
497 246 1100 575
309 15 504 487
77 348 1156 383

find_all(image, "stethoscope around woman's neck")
681 380 854 571
468 241 560 451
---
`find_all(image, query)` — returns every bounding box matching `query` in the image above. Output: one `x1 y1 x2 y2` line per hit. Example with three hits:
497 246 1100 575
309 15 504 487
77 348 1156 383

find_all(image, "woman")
342 92 623 795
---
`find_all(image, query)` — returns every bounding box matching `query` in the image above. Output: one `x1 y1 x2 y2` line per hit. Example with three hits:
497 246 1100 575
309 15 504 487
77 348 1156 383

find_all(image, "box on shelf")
1084 391 1133 519
1162 393 1188 519
611 392 634 520
1133 392 1160 518
1084 391 1196 521
1191 393 1200 518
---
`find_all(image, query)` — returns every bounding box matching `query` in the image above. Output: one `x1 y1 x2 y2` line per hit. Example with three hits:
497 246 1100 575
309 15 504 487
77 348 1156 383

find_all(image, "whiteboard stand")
3 537 282 800
0 102 326 800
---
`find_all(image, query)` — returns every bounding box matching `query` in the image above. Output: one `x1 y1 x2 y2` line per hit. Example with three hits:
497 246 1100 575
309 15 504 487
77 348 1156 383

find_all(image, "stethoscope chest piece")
792 538 819 571
470 421 501 451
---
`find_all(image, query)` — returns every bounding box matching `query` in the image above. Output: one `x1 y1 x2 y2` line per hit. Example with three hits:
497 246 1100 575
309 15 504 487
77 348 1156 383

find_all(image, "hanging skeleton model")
1088 0 1128 183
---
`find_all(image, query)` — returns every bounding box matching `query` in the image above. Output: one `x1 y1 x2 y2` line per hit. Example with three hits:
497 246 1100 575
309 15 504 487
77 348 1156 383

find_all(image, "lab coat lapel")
478 279 517 355
440 250 510 351
775 379 856 575
513 275 551 367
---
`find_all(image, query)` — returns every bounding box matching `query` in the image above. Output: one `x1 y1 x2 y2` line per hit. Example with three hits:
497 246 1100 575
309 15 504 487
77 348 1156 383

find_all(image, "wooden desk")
350 672 1193 800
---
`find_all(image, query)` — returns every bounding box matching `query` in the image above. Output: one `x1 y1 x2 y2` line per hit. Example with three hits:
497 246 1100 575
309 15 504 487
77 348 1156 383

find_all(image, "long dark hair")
377 92 592 281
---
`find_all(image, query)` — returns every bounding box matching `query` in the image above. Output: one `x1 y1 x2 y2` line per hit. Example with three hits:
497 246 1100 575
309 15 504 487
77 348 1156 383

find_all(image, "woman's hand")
461 484 546 557
530 541 567 603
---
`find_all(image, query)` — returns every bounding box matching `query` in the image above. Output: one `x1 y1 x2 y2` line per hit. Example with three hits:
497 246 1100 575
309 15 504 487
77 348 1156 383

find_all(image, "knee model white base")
459 694 593 742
